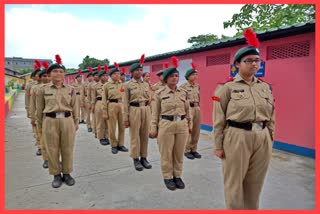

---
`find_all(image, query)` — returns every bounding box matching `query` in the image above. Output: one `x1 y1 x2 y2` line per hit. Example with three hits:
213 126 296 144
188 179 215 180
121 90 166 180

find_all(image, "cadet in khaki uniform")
212 29 275 209
123 54 152 171
92 66 110 145
102 65 128 154
150 56 192 191
90 69 100 137
36 55 79 188
81 69 94 132
32 62 51 168
29 60 42 156
180 63 202 160
72 71 86 124
152 68 166 92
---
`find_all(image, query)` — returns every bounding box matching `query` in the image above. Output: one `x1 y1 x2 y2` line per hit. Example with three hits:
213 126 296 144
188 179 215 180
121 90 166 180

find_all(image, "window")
267 41 310 60
206 54 230 66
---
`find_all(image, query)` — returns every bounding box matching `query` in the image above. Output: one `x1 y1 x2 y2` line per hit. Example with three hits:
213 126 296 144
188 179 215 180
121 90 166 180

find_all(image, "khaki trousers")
85 98 92 128
158 119 188 179
185 106 201 152
222 127 273 209
43 116 76 175
108 102 125 147
95 101 108 140
128 106 151 159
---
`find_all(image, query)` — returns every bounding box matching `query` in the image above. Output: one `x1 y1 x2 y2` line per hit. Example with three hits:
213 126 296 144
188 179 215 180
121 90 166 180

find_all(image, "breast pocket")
61 94 72 106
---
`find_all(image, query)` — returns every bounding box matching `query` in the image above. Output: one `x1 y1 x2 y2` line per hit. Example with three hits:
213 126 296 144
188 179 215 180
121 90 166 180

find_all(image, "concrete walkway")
5 93 315 209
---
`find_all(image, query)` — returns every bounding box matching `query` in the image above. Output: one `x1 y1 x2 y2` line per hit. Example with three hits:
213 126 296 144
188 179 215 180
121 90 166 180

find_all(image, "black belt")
228 120 266 131
76 92 80 95
161 115 186 121
130 101 149 107
109 99 122 103
190 102 199 107
96 97 102 101
45 112 71 118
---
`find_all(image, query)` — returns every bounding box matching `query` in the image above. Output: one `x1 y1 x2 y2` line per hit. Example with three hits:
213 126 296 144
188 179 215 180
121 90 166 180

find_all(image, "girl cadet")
36 55 79 188
150 56 192 191
212 29 275 209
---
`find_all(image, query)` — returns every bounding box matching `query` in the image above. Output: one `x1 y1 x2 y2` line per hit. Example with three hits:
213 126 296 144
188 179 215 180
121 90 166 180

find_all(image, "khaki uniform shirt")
29 82 42 122
71 82 83 100
212 74 276 149
25 80 36 116
91 82 104 106
80 82 91 106
102 80 125 117
36 83 79 129
123 79 151 122
179 82 200 104
150 85 192 133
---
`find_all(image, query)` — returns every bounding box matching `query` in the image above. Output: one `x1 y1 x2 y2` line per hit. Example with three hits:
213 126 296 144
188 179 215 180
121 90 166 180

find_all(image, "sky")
5 4 244 68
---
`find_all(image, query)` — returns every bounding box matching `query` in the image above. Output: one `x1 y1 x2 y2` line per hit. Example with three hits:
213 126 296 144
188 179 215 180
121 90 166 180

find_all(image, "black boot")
164 179 176 191
105 138 110 145
140 157 152 169
191 151 202 159
42 160 48 168
100 139 108 145
52 174 62 188
173 177 185 189
111 147 118 154
133 158 143 171
62 174 75 186
36 149 42 156
88 128 93 132
82 120 86 124
117 146 128 152
184 152 194 159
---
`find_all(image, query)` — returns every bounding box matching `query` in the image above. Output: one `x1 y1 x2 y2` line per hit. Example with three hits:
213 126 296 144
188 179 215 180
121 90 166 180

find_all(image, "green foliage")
78 55 110 70
187 34 231 47
223 4 315 35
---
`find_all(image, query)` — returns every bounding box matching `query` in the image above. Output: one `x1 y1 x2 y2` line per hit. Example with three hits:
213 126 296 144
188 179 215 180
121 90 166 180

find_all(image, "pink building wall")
66 32 315 157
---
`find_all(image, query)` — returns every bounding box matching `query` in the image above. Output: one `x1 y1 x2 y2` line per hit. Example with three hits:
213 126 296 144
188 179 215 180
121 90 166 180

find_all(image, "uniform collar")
234 73 260 84
49 82 66 88
131 78 143 83
165 85 180 93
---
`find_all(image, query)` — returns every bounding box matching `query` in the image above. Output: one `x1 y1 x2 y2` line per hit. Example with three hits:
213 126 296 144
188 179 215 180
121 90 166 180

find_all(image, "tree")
65 68 77 74
223 4 315 35
187 34 230 47
78 55 110 70
18 68 33 75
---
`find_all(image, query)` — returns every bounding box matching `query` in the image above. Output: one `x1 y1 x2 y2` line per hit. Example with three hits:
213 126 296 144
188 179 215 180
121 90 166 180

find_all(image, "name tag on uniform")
109 87 115 90
44 93 53 96
162 96 170 100
232 89 244 93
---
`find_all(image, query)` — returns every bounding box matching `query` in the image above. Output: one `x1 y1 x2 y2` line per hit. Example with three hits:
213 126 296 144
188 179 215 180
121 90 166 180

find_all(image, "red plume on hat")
104 64 109 72
191 62 197 71
244 28 260 48
78 69 82 75
114 62 119 69
171 56 178 68
42 61 49 70
140 54 145 65
121 67 128 75
88 66 93 73
34 60 41 70
97 65 102 72
163 62 169 69
55 54 62 65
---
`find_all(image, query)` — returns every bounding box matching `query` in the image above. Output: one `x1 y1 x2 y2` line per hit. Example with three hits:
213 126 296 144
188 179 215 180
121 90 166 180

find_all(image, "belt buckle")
194 102 199 107
175 115 182 121
139 102 146 107
252 122 263 131
118 100 123 103
56 112 64 118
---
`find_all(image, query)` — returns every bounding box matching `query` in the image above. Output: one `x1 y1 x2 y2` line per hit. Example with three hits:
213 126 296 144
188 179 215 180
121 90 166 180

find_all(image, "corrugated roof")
67 19 315 75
